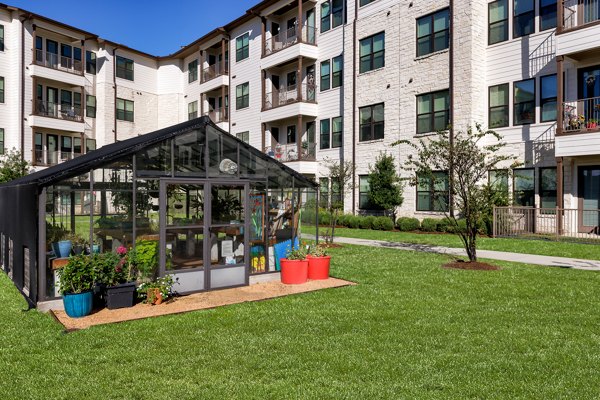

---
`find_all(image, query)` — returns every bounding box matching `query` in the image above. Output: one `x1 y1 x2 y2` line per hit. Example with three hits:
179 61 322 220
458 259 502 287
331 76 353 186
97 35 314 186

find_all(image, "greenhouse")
0 117 318 306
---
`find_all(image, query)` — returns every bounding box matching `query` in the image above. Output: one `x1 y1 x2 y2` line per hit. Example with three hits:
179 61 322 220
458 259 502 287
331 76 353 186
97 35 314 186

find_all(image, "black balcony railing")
34 49 83 75
34 100 83 122
562 96 600 133
265 142 316 162
562 0 600 30
201 62 228 83
264 25 317 56
263 83 317 111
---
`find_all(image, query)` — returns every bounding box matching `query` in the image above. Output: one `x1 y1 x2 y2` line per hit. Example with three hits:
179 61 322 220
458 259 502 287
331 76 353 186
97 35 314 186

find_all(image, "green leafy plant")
0 149 30 183
137 275 176 303
367 153 404 221
286 246 308 260
396 217 420 232
308 243 328 258
58 254 95 294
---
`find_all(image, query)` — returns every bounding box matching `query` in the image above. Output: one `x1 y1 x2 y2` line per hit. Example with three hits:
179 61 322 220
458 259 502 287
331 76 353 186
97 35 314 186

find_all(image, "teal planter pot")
57 240 72 258
63 291 93 318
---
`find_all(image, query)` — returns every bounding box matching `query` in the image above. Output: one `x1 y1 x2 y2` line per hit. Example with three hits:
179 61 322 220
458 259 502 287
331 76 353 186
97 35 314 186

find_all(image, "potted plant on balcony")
280 246 308 284
307 243 331 280
587 118 598 129
59 254 95 318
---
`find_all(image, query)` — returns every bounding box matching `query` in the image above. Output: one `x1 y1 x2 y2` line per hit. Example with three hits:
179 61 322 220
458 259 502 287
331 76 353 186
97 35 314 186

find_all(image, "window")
61 136 72 161
514 79 535 125
360 0 376 6
514 0 535 38
331 178 342 207
320 119 330 149
540 167 557 209
359 175 371 209
0 77 4 103
417 90 450 134
116 56 134 80
188 101 198 120
320 60 330 91
489 83 509 128
489 169 509 196
0 25 4 51
74 137 82 156
332 55 343 88
86 51 96 75
287 125 296 143
540 74 557 122
332 117 343 148
359 104 384 141
417 171 449 212
540 0 557 31
86 95 96 118
319 178 329 208
188 60 198 83
236 131 249 143
416 8 450 57
513 168 535 206
321 0 345 33
236 82 249 110
359 32 385 73
236 33 249 61
116 98 134 122
86 138 96 153
489 0 508 45
0 128 4 155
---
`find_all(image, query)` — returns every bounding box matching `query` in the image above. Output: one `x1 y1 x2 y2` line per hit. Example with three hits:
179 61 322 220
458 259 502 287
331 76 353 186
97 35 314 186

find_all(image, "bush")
437 217 453 232
318 211 331 226
359 216 375 229
396 217 420 232
421 218 440 232
347 216 361 229
378 216 395 231
336 214 350 227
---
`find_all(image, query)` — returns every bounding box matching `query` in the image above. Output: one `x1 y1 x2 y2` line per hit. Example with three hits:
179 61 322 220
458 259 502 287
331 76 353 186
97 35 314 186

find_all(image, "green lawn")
2 246 600 398
304 226 600 260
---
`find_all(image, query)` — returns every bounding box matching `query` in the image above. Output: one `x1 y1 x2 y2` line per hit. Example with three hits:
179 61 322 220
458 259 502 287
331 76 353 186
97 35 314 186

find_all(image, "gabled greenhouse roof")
3 117 317 188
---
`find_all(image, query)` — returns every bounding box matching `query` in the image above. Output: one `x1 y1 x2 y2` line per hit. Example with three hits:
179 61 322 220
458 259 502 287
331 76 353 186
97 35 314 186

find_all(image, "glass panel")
249 188 268 274
166 184 204 227
373 104 384 122
489 21 508 44
490 0 508 22
433 9 449 32
433 92 448 111
210 185 245 225
582 168 600 226
514 169 535 191
541 75 557 99
174 129 205 177
417 94 431 113
136 140 172 176
373 33 384 52
207 126 238 177
514 0 534 15
417 17 431 37
490 84 508 107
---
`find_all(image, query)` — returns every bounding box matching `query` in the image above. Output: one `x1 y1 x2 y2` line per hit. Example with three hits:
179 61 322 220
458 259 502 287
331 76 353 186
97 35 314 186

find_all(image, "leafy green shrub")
437 217 453 232
347 216 361 229
58 254 95 295
318 211 331 226
378 217 395 231
371 217 383 230
336 214 350 227
421 218 439 232
134 240 160 280
359 216 375 230
396 217 420 232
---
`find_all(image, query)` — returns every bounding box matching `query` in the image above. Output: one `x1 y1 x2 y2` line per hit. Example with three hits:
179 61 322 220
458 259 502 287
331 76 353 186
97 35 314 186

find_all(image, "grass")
2 246 600 398
304 226 600 260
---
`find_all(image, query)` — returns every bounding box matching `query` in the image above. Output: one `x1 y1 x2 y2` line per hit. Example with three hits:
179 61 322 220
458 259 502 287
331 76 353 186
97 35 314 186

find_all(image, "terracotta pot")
307 255 331 280
280 258 308 284
147 288 163 305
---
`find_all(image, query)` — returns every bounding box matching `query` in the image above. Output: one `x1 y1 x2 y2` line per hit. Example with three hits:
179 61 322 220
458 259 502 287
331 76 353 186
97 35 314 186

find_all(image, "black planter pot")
93 283 106 309
106 282 136 310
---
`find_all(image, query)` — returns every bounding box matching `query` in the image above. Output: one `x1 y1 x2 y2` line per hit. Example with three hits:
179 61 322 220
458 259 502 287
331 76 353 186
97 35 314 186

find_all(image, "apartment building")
0 0 598 225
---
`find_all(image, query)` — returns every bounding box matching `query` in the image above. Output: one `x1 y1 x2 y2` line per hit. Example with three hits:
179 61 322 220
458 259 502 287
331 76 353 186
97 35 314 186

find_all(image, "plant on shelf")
67 233 87 255
137 275 175 305
58 254 95 318
307 243 331 280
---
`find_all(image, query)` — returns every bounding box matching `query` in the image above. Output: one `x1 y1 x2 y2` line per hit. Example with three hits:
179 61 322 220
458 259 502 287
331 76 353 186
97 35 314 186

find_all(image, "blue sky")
9 0 259 55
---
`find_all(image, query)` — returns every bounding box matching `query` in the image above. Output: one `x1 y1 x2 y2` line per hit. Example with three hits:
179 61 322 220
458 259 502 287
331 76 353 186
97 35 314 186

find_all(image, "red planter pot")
307 255 331 280
280 258 308 284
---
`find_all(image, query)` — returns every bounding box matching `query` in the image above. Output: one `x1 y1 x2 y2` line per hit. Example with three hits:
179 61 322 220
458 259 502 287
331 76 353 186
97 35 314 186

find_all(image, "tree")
367 153 403 220
322 159 355 244
0 149 30 183
395 124 517 262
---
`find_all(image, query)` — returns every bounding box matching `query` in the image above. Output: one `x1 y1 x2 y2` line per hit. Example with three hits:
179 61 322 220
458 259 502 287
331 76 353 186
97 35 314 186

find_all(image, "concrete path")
308 235 600 271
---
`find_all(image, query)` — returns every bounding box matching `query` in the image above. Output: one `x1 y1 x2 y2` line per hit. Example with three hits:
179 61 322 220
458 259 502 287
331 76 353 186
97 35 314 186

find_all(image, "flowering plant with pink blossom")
93 247 136 287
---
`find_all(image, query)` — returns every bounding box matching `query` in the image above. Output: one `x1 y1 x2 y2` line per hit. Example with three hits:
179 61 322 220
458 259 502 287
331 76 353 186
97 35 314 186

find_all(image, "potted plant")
307 243 331 280
68 234 87 256
137 275 175 305
103 246 137 310
58 254 95 318
587 118 598 129
280 246 308 284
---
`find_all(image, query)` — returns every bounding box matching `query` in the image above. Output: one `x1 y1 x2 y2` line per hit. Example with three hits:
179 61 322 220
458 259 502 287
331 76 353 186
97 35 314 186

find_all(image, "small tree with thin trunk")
0 149 30 183
395 124 517 262
367 152 404 221
322 159 355 244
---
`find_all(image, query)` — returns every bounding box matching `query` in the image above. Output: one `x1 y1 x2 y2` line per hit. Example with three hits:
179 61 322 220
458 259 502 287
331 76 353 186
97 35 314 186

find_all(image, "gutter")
112 46 119 143
19 13 33 160
448 0 455 217
351 0 357 214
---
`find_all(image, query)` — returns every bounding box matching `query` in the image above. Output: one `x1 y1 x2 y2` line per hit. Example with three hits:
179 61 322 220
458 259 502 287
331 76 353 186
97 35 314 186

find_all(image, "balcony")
265 142 316 162
205 106 228 124
29 100 85 133
262 83 318 122
557 0 600 56
34 49 83 75
34 148 82 166
201 63 228 83
562 0 600 30
261 26 319 70
556 96 600 156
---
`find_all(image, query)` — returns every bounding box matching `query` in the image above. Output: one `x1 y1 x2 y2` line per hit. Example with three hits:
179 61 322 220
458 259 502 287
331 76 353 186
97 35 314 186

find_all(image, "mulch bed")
442 260 501 271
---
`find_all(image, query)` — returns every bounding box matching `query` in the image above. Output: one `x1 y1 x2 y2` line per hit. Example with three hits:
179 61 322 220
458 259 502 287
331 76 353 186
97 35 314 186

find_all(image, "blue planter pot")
63 291 93 318
51 242 61 257
92 244 100 254
57 240 72 258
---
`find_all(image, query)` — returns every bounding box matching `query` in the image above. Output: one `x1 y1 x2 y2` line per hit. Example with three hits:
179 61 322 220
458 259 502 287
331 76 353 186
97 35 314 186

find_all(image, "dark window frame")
359 32 385 74
416 171 449 212
116 98 134 122
320 119 330 149
359 0 376 6
359 103 385 141
332 55 343 88
0 128 4 155
86 94 96 118
319 177 329 208
416 8 450 57
513 0 535 38
287 125 296 144
488 83 510 128
540 74 557 122
0 76 4 104
359 175 371 209
86 138 96 153
0 25 4 52
321 0 345 33
236 32 250 62
236 82 250 110
236 131 250 143
416 89 450 134
539 167 557 209
513 168 535 207
188 59 198 83
116 56 134 81
488 0 509 45
188 101 198 120
539 0 557 31
85 51 97 75
320 60 330 91
513 78 536 126
332 116 343 148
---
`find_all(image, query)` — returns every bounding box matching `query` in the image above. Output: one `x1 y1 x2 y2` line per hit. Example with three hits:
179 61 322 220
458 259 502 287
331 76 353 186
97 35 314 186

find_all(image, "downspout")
112 47 119 143
351 0 357 214
19 13 32 160
448 0 455 217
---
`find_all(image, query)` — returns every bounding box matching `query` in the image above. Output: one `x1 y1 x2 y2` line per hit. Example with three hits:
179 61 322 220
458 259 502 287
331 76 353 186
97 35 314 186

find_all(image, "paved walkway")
311 236 600 271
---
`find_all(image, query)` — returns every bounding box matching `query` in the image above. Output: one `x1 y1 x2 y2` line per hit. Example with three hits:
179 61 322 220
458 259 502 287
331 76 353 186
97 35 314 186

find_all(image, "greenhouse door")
159 180 249 293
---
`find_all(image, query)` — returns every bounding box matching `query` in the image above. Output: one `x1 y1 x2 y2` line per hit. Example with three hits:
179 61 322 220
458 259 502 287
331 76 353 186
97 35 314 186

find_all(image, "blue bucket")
63 291 93 318
57 240 72 258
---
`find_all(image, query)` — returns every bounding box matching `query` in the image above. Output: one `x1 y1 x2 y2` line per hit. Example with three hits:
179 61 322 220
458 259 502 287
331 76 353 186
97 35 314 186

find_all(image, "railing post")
493 206 497 238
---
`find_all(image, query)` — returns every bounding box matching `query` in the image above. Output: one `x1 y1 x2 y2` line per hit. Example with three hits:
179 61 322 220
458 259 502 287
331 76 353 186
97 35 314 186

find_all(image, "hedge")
396 217 420 232
421 218 440 232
